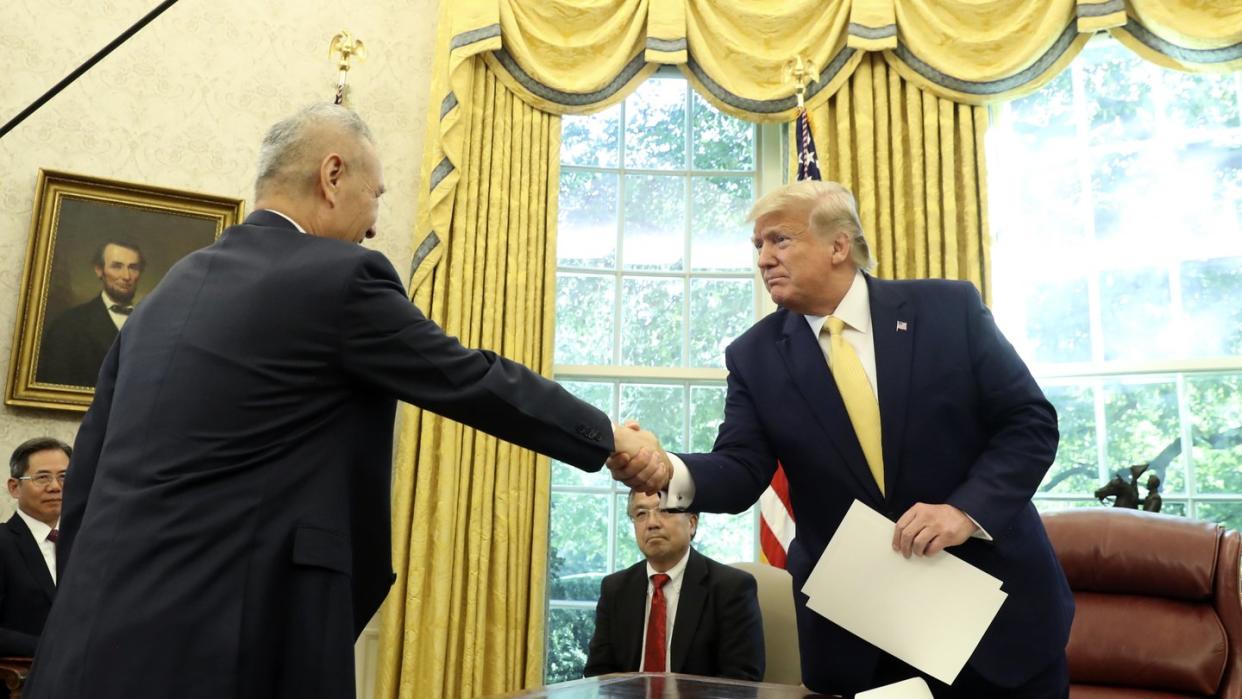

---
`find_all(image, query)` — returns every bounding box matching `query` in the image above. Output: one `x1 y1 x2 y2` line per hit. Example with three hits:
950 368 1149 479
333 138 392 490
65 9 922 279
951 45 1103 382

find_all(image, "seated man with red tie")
584 490 764 680
0 438 69 658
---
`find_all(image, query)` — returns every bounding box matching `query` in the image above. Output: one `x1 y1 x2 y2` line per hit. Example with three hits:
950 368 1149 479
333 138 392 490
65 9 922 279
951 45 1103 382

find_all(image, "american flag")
758 106 822 568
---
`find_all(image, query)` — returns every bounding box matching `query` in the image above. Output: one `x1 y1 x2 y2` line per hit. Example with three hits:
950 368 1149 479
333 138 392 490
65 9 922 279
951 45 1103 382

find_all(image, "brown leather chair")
1043 508 1242 698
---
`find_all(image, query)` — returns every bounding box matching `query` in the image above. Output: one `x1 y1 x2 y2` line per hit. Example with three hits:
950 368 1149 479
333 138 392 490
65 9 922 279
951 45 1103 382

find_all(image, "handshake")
607 421 671 495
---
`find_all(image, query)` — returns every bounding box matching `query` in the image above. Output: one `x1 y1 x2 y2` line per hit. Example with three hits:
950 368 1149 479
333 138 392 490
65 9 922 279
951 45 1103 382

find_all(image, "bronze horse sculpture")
1094 463 1162 512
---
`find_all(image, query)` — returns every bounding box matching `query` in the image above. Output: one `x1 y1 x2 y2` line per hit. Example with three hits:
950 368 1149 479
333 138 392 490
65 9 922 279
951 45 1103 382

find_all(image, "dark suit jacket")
680 276 1074 695
25 210 614 699
584 547 764 681
37 295 119 387
0 514 55 657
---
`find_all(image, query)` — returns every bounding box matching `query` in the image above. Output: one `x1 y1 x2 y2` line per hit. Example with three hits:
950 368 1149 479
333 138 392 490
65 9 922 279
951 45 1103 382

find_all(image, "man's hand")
607 421 671 495
892 503 977 558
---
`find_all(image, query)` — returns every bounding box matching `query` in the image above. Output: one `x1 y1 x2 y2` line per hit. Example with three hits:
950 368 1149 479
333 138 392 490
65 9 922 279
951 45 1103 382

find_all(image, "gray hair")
747 180 875 271
254 104 375 200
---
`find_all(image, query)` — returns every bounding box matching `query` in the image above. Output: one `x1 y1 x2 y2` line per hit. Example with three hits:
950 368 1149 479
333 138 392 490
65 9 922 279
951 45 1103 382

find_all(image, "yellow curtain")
798 53 992 297
376 59 562 699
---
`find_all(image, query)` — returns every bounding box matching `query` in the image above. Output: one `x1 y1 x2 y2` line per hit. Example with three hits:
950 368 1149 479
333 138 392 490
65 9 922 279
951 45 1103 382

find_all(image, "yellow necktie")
823 317 884 494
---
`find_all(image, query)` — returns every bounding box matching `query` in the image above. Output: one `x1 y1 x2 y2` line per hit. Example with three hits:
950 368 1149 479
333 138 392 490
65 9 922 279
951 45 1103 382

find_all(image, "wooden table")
485 672 834 698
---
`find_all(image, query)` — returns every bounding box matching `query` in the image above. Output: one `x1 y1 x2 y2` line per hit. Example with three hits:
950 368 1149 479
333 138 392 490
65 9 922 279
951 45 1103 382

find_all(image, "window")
988 38 1242 524
545 75 780 683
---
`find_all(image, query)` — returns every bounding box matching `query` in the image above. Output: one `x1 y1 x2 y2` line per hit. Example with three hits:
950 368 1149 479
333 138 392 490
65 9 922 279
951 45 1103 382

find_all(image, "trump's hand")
607 421 671 495
892 503 977 558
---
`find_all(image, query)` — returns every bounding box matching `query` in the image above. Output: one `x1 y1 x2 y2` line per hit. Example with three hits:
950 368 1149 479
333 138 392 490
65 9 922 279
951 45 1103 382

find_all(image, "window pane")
1098 268 1171 361
624 78 687 170
623 174 686 271
690 176 755 272
689 385 727 452
692 90 754 170
549 493 611 602
555 273 615 365
618 383 685 452
1102 379 1182 494
1187 374 1242 495
1020 277 1091 364
1039 384 1098 496
545 607 595 684
620 277 684 366
694 511 755 564
557 171 617 268
1090 151 1160 242
1162 71 1241 130
613 493 643 571
553 381 616 488
562 106 620 168
688 279 754 368
1193 501 1242 531
1181 257 1242 358
1081 44 1157 145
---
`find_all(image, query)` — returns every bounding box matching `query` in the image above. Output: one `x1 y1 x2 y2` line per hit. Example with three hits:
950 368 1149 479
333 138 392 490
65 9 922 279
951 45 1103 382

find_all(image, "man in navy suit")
25 104 663 699
614 180 1073 696
0 437 69 661
38 241 145 387
584 491 764 680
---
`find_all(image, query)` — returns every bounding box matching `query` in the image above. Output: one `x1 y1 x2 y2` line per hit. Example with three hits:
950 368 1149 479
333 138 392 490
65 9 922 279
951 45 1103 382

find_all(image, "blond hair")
747 180 874 270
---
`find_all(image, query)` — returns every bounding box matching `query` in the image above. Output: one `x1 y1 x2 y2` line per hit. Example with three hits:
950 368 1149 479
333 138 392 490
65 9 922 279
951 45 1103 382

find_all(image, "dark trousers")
870 651 1069 698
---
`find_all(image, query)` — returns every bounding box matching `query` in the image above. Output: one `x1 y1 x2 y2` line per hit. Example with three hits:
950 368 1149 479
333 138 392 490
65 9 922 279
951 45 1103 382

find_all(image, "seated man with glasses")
0 437 70 661
584 490 764 680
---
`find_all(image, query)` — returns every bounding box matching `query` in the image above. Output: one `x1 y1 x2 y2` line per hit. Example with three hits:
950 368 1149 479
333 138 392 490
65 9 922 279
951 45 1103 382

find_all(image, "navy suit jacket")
584 547 765 681
681 275 1073 694
38 295 118 387
0 514 55 657
26 211 614 699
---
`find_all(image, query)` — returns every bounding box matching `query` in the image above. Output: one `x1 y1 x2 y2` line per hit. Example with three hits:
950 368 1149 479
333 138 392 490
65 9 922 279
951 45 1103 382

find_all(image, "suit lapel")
7 515 54 601
617 564 649 671
670 549 707 672
868 277 915 503
775 310 884 504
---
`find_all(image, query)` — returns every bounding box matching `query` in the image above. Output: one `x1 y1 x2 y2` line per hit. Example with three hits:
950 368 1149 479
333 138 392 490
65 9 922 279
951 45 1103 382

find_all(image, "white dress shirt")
102 291 133 331
638 548 691 671
16 509 57 584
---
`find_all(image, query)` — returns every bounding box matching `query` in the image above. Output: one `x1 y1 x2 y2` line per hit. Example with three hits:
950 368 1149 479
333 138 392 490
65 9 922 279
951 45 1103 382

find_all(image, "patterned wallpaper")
0 0 440 519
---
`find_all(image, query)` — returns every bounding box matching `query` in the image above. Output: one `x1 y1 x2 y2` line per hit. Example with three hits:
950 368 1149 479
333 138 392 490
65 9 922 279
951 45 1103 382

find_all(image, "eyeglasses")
16 473 67 488
629 507 689 523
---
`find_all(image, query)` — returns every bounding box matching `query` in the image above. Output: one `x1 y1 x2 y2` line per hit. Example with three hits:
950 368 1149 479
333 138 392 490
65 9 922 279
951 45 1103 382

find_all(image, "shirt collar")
646 546 692 584
15 508 54 542
805 269 871 337
263 209 307 234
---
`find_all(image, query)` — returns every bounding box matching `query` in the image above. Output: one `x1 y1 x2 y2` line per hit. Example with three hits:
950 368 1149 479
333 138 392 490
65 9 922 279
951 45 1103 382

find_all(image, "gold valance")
410 0 1242 291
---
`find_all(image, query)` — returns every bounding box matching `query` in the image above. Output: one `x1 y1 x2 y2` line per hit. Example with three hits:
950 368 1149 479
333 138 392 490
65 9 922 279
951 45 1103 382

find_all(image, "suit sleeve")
339 251 613 472
57 335 120 579
0 558 38 656
945 284 1059 537
678 349 779 514
714 570 765 681
583 576 620 677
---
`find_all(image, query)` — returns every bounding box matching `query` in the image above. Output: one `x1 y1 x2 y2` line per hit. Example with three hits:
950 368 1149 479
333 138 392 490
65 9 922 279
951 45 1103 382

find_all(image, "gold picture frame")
6 169 243 412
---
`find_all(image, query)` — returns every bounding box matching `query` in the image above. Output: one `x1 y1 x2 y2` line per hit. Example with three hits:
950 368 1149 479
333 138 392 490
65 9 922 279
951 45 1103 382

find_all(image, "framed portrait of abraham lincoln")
6 169 243 412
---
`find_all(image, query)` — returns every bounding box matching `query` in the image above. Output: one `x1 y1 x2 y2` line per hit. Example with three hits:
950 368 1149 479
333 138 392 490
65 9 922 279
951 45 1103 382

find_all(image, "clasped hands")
607 421 671 495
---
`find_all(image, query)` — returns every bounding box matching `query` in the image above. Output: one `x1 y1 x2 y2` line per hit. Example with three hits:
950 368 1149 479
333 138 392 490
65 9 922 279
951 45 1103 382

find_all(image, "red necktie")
47 529 59 543
643 573 672 672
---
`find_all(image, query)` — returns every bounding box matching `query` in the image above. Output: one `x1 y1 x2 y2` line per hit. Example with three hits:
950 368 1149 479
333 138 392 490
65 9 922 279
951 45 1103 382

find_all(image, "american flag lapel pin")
896 321 908 332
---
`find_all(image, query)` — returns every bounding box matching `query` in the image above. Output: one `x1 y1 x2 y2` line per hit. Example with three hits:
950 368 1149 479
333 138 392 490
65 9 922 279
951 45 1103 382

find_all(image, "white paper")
801 500 1007 685
857 678 935 698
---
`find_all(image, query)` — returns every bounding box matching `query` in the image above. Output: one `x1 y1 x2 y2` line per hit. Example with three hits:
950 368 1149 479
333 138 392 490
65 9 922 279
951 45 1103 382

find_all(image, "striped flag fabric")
758 105 821 568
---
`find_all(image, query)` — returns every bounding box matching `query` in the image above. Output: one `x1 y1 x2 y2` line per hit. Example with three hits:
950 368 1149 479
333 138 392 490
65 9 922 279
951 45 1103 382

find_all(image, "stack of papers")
802 500 1008 686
